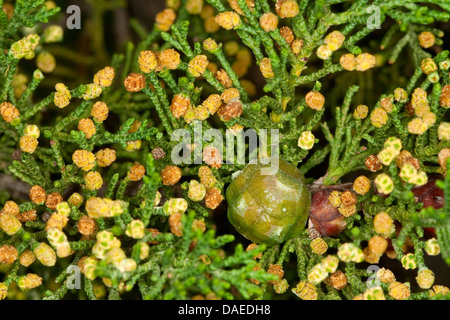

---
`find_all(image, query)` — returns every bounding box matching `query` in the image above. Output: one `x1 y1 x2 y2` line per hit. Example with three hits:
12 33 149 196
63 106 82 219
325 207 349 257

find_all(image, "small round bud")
159 48 181 70
17 273 42 290
273 279 289 294
316 45 332 60
307 264 328 285
78 118 96 139
126 139 142 152
421 57 438 75
321 255 339 274
408 118 428 135
47 227 69 248
279 26 294 44
383 137 402 155
326 270 347 290
418 31 435 48
205 187 223 209
170 94 191 118
373 211 394 237
73 150 96 171
33 242 57 267
305 91 325 111
380 96 394 113
128 163 146 181
363 286 386 300
394 88 408 103
125 219 145 239
78 215 97 236
43 25 63 43
401 253 417 270
416 268 435 289
215 69 233 88
368 235 388 255
45 192 63 210
310 238 328 255
377 268 396 284
267 264 284 284
337 243 364 263
370 107 388 128
275 0 299 18
221 88 240 104
292 281 318 300
0 200 20 216
20 135 38 153
188 55 209 77
291 39 303 55
24 124 40 139
84 171 103 190
0 214 22 235
161 165 182 185
155 8 176 32
68 193 83 208
93 66 115 88
365 154 382 172
388 282 410 300
203 38 218 51
440 84 450 108
424 237 440 256
82 83 102 100
29 185 46 204
45 213 68 231
429 285 450 298
36 51 56 73
95 148 116 167
188 180 206 201
216 100 243 121
198 166 216 189
56 201 71 217
138 50 158 73
259 57 275 79
202 146 222 169
353 104 368 119
215 11 241 30
422 111 436 127
124 73 146 92
297 131 315 150
438 122 450 140
91 101 109 122
259 12 278 32
353 175 371 195
169 212 183 237
0 245 18 264
374 173 394 194
324 31 345 51
356 53 376 71
0 102 20 122
151 147 166 160
377 149 395 166
19 250 36 267
340 53 356 71
438 148 450 170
